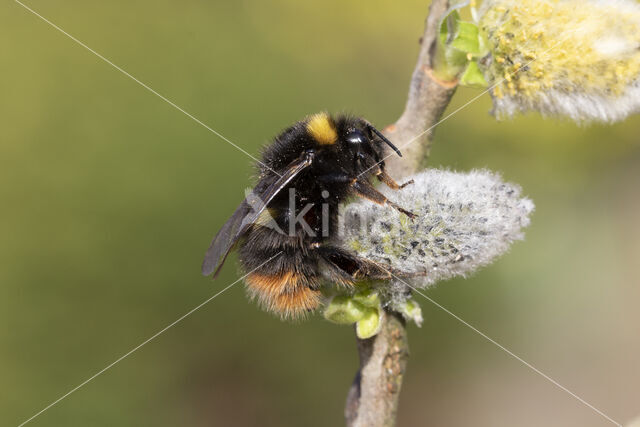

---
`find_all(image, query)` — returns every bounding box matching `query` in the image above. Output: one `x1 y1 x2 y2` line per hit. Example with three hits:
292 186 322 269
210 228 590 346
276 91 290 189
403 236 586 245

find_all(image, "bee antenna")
368 125 402 157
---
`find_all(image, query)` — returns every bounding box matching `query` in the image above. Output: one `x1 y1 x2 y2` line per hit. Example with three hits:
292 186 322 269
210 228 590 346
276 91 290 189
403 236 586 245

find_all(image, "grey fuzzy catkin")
338 169 534 302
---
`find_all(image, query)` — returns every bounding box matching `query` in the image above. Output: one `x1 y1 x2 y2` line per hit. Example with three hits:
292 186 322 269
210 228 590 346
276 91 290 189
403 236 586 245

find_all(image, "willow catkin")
339 169 534 306
478 0 640 123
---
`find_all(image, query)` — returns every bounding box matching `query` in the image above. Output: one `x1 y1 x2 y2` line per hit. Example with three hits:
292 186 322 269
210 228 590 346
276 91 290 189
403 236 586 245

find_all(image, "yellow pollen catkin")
479 0 640 122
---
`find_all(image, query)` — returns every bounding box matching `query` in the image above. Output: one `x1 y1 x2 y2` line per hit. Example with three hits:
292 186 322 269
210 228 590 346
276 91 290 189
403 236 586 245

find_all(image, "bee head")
360 123 402 158
305 113 402 175
341 117 402 161
328 117 401 178
307 113 402 156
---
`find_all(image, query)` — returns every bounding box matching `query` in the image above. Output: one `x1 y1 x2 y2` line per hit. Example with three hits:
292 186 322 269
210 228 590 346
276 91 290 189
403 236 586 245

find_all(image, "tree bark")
345 312 409 427
384 0 458 180
345 1 458 426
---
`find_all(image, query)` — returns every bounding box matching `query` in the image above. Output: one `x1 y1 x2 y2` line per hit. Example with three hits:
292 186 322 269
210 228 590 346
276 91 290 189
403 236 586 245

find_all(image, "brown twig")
345 312 410 427
344 1 458 426
384 0 458 180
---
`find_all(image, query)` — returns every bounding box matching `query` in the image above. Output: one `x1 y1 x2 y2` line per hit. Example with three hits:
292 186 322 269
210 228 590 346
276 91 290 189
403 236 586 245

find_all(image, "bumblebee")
202 113 415 318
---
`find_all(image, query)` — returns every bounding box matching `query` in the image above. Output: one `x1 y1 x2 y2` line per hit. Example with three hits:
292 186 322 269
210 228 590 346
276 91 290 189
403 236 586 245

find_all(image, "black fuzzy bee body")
202 113 414 318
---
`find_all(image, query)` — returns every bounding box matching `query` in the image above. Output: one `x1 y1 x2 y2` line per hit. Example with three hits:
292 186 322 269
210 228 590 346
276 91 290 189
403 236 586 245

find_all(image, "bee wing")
201 151 315 278
201 200 251 277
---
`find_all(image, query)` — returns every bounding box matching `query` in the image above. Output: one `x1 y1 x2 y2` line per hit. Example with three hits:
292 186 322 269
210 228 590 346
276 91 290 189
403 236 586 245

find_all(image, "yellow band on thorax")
306 113 338 145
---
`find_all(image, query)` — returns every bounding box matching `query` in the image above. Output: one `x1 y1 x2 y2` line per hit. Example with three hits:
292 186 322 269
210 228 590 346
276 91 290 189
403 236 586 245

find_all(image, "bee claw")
390 203 418 220
399 179 414 189
402 209 418 220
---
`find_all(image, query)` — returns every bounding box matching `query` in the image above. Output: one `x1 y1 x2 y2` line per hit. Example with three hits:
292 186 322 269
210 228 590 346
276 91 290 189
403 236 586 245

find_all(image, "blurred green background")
2 1 639 426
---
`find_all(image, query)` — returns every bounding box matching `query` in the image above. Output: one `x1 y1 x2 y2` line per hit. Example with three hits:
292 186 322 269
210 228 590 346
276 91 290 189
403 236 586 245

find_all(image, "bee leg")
317 246 392 283
352 179 417 219
376 169 414 190
317 172 355 185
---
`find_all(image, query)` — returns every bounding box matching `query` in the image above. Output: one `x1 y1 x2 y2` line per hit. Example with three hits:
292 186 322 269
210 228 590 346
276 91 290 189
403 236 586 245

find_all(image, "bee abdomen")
245 271 321 319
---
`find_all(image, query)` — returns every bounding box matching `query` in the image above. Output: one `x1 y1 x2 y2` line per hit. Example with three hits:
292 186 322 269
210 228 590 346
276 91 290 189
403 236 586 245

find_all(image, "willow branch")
384 0 458 179
345 1 458 426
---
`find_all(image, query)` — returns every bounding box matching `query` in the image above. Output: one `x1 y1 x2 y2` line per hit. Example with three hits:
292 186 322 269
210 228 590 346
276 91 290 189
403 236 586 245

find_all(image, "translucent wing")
201 151 314 278
201 200 251 278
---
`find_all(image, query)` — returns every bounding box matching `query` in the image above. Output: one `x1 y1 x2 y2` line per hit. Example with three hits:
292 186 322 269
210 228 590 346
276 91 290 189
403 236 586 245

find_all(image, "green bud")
395 298 424 327
460 61 488 88
352 288 381 308
356 308 382 339
435 4 487 81
450 21 481 54
323 295 367 325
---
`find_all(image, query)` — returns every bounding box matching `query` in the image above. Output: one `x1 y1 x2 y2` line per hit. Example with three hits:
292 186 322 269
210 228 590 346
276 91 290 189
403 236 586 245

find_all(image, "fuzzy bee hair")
202 113 413 318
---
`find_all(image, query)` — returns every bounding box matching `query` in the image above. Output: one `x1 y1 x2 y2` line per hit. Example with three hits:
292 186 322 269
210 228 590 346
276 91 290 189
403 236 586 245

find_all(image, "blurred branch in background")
383 1 458 180
344 1 458 425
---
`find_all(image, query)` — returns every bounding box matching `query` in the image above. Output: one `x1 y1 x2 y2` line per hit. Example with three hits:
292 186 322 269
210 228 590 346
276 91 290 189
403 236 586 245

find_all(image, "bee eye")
345 129 367 145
